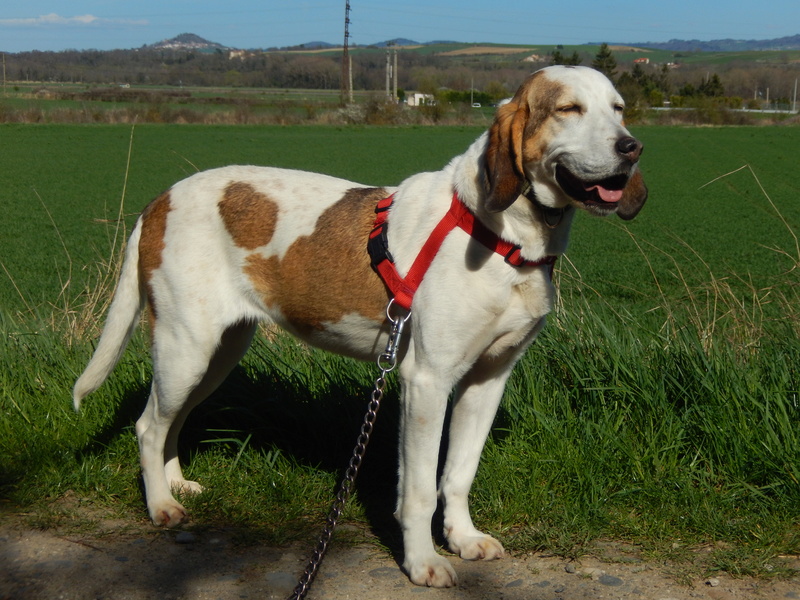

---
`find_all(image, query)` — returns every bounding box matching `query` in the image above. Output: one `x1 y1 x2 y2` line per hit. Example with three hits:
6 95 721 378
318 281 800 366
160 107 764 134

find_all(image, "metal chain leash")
287 301 411 600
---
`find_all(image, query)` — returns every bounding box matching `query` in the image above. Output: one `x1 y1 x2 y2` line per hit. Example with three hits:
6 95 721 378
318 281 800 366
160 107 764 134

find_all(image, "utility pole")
393 48 398 102
385 43 397 102
341 1 352 105
385 49 390 100
793 78 798 113
348 54 353 102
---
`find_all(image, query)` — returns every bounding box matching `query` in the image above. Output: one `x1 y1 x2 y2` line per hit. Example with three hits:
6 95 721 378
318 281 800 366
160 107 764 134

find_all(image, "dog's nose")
616 136 643 162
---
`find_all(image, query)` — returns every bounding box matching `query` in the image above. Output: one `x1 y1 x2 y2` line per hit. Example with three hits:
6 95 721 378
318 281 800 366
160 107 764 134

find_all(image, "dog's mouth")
555 164 629 208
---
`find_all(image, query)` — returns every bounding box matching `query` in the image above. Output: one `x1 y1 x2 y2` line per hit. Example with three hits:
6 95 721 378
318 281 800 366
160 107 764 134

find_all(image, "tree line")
583 43 797 110
6 47 536 94
5 45 798 110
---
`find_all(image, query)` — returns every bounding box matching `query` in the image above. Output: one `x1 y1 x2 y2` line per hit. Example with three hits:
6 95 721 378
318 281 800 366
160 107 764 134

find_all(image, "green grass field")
1 124 799 577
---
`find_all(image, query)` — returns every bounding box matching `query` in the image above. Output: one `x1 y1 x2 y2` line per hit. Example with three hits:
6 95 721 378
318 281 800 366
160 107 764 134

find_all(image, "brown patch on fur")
138 192 173 323
617 170 648 220
520 76 565 163
484 71 564 212
485 100 528 212
244 187 391 333
218 182 279 250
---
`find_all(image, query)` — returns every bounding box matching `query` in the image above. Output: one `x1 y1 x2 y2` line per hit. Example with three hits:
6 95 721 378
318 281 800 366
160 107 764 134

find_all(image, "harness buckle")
504 245 525 267
368 224 394 268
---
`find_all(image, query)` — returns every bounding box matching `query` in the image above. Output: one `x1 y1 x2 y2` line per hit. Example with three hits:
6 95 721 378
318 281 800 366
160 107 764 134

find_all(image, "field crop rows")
1 123 799 575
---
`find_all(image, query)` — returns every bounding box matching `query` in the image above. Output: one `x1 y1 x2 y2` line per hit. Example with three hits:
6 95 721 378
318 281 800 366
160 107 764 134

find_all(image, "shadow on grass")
68 342 409 565
187 357 406 549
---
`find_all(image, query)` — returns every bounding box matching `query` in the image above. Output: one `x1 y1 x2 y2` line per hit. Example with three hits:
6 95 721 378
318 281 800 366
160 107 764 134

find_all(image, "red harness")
368 192 557 311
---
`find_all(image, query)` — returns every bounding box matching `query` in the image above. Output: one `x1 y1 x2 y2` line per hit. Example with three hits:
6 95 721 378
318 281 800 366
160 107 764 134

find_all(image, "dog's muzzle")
555 165 630 208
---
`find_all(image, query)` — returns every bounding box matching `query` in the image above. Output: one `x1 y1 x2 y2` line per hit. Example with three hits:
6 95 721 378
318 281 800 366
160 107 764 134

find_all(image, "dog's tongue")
587 184 623 203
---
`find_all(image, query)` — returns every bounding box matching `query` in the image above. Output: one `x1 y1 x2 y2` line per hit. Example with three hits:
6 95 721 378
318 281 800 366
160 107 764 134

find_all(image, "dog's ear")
484 99 530 213
616 169 648 220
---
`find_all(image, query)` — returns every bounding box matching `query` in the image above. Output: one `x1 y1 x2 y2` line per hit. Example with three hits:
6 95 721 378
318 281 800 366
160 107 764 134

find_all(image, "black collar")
521 181 572 229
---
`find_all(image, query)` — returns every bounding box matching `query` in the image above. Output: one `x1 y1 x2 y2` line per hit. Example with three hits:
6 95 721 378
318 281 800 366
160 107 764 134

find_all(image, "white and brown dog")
74 66 646 587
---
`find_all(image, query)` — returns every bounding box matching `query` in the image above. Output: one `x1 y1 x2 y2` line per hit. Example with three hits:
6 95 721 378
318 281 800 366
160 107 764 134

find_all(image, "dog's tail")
73 219 146 411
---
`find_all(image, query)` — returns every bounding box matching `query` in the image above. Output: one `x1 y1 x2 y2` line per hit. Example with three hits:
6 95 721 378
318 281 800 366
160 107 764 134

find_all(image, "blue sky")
1 1 798 53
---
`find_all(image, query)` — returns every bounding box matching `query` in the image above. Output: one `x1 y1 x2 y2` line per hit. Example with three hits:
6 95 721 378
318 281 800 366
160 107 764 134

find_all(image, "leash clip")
378 299 411 372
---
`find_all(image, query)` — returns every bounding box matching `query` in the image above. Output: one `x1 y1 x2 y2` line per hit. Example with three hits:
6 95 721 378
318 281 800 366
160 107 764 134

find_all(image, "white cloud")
0 13 148 27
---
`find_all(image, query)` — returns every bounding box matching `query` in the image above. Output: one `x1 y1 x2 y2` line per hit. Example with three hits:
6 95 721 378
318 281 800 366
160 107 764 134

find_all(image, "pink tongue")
587 185 623 203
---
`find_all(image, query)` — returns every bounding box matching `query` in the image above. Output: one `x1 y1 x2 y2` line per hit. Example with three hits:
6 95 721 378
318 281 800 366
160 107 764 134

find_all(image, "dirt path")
2 513 799 600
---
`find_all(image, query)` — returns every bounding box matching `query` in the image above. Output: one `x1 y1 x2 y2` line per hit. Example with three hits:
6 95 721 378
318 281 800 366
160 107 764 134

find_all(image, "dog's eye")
558 104 582 114
613 103 625 113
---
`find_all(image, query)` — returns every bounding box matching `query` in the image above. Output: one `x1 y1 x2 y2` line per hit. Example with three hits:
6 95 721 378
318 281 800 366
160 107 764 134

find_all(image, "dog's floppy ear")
484 99 530 213
616 169 648 220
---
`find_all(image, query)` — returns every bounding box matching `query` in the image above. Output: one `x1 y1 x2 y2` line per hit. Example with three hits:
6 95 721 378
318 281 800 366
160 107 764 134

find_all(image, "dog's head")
484 65 647 221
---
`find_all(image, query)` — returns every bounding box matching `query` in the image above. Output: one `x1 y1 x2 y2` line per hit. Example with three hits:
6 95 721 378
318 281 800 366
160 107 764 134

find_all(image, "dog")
74 65 647 588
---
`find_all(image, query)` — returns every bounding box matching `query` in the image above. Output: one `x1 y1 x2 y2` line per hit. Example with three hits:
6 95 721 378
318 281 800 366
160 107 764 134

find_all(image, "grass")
1 124 799 580
488 300 800 552
0 123 485 312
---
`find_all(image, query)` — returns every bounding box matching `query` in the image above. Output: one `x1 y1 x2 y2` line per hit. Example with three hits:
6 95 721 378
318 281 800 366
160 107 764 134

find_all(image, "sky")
1 1 799 54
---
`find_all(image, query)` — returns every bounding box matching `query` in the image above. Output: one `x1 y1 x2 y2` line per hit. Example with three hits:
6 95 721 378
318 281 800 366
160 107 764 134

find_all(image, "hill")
277 35 800 54
142 33 800 54
372 38 422 48
145 33 227 51
633 34 800 52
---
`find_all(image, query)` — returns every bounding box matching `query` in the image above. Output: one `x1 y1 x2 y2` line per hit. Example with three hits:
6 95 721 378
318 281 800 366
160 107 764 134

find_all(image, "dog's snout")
616 136 643 162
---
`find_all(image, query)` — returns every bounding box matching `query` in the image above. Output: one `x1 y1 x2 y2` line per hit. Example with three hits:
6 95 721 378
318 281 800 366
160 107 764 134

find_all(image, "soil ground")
2 506 799 600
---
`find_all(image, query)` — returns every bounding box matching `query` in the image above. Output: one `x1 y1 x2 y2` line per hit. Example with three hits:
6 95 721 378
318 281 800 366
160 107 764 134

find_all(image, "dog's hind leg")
136 320 257 527
163 320 258 496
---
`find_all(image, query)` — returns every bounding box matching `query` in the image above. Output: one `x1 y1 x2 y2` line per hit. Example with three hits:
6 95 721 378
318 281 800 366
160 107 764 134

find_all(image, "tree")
551 49 582 66
678 74 725 99
485 80 509 103
591 43 617 80
615 71 646 107
698 73 725 97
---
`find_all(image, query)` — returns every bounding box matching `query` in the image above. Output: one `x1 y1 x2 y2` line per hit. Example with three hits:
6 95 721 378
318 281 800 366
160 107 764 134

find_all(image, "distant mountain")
374 38 421 47
145 33 227 51
143 32 800 55
632 34 800 52
279 41 337 50
278 38 422 50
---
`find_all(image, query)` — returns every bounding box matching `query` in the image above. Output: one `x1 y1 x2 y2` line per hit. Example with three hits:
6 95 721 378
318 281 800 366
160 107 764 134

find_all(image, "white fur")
74 66 646 588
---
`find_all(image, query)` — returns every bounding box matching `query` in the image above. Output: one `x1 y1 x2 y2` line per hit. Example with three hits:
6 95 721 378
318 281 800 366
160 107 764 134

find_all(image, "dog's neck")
521 180 573 230
451 133 574 257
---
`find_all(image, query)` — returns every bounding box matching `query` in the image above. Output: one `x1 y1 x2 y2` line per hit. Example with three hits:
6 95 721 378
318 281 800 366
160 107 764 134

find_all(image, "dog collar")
521 181 572 228
368 192 557 311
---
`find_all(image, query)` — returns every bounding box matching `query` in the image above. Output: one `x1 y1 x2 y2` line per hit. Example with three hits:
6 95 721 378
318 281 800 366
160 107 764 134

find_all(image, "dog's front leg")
437 317 543 560
395 365 457 587
438 356 518 562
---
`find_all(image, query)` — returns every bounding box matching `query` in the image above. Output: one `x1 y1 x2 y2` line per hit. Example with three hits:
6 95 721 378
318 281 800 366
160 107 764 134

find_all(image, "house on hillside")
633 57 650 64
406 92 435 107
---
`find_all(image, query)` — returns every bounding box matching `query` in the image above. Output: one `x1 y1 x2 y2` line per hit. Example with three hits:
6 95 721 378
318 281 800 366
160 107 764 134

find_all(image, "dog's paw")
448 532 505 561
171 479 204 496
150 500 189 528
405 554 458 587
